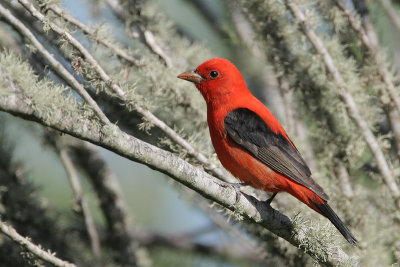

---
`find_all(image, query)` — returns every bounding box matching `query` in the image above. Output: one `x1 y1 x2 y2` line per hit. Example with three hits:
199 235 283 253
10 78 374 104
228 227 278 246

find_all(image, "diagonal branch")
57 145 102 260
23 0 235 184
335 0 400 115
335 163 354 199
0 219 76 267
105 0 173 67
285 0 400 208
0 63 357 267
379 0 400 30
45 4 141 67
0 3 110 125
69 141 142 266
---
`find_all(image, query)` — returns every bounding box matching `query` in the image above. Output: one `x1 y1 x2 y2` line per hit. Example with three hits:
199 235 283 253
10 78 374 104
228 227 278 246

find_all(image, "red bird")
178 58 357 245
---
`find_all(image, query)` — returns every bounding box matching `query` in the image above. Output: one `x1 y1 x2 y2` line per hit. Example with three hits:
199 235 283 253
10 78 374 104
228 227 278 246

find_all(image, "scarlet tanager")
178 58 357 245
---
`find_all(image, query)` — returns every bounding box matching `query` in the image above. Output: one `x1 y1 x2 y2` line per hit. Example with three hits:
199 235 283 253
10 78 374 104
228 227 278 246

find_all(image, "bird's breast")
207 113 285 192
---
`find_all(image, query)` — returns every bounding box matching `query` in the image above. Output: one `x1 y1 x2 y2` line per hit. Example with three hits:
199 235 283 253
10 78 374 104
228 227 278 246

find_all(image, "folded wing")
224 108 329 201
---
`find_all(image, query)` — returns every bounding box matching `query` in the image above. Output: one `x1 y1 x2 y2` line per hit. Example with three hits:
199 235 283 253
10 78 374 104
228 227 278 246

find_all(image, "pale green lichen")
0 51 98 127
234 0 400 264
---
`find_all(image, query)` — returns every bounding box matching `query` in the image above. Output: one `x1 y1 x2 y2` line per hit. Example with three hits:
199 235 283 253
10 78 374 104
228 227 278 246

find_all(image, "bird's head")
178 58 248 104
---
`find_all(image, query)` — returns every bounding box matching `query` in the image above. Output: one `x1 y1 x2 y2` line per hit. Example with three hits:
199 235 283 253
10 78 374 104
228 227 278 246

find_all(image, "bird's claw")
229 182 249 203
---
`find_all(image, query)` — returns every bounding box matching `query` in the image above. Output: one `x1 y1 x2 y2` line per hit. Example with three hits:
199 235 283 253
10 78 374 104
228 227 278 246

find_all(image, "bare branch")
105 0 173 67
379 0 400 30
69 142 142 266
57 146 101 260
388 105 400 155
0 219 76 267
141 26 173 67
335 164 354 199
285 0 400 207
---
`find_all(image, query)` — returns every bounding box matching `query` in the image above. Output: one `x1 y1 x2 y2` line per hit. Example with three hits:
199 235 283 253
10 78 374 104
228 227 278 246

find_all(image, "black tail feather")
314 201 357 246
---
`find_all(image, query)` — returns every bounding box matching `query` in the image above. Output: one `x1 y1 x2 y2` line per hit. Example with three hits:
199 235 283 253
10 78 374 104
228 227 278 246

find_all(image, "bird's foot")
229 182 250 203
264 192 277 206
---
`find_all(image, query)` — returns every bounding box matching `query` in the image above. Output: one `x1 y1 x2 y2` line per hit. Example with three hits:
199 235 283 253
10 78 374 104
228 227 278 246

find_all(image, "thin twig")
336 0 400 157
388 105 400 155
285 0 400 208
0 3 111 125
379 0 400 30
105 0 173 67
69 142 142 266
141 25 173 67
349 0 400 157
58 147 101 260
20 0 235 184
0 219 76 267
335 163 354 199
335 0 400 114
45 4 141 67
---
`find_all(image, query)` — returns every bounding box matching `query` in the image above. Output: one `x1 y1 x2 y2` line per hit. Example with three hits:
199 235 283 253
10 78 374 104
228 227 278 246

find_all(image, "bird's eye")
209 70 219 79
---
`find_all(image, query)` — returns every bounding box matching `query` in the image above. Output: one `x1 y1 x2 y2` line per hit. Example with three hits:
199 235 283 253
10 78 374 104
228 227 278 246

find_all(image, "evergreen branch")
335 0 400 117
285 0 400 208
45 4 141 67
19 0 235 184
57 146 102 261
0 63 357 267
0 3 111 125
0 219 76 267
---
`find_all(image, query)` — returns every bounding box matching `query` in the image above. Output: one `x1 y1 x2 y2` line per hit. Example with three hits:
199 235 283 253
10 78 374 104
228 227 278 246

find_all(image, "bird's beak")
177 71 203 84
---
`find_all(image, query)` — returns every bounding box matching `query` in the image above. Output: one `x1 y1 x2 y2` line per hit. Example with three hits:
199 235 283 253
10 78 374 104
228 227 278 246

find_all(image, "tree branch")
105 0 173 67
379 0 400 30
0 3 111 125
0 61 357 266
0 219 76 267
285 0 400 208
57 145 102 260
69 141 143 266
335 0 400 125
45 4 141 67
26 0 235 184
335 163 354 199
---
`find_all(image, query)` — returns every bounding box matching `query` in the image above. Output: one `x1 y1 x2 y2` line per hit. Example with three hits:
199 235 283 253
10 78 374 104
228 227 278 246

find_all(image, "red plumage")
178 58 357 245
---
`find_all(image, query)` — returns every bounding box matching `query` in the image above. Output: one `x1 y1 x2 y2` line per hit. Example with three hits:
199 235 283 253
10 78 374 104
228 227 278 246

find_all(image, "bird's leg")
264 192 277 206
229 182 250 203
230 182 250 188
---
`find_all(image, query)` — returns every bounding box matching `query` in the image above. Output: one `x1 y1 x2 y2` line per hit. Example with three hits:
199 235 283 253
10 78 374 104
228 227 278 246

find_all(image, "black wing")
224 108 329 201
